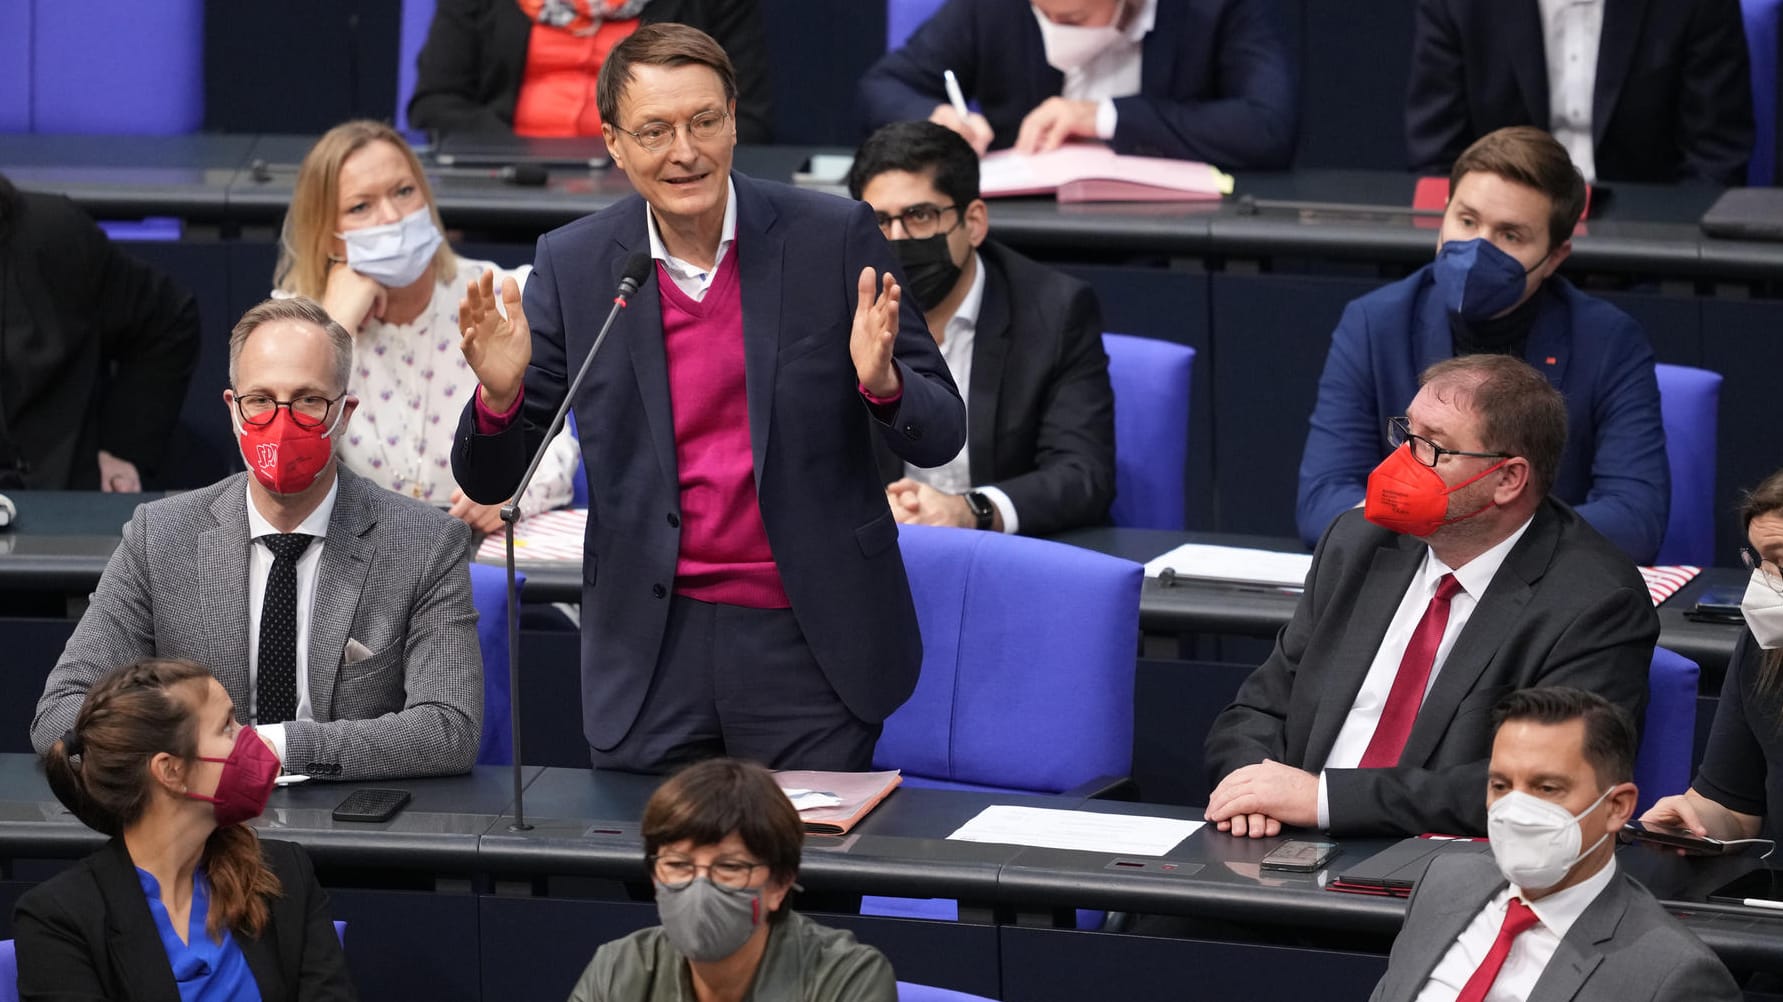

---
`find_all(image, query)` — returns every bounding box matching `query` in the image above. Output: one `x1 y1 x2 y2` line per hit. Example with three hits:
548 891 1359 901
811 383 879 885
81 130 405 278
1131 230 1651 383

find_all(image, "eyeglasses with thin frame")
873 202 963 240
612 110 732 153
649 854 766 890
1742 546 1783 597
1387 416 1510 468
232 391 347 429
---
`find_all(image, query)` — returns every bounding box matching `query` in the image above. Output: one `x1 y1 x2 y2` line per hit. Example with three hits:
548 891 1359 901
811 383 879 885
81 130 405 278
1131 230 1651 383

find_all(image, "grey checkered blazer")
31 467 482 780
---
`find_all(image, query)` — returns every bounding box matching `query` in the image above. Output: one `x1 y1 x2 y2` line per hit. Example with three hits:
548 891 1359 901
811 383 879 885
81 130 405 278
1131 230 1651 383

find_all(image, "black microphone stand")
498 266 648 832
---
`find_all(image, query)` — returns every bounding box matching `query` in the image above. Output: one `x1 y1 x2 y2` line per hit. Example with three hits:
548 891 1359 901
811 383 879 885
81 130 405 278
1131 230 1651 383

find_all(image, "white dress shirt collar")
1513 855 1619 942
644 177 738 300
244 476 338 542
1429 513 1536 603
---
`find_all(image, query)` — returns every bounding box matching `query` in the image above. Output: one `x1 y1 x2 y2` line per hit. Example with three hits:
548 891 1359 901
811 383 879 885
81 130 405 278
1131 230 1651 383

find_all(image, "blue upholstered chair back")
397 0 439 134
887 0 950 50
1 0 203 134
1637 647 1699 814
468 561 525 765
1746 0 1783 185
897 982 998 1002
0 939 14 1002
1102 334 1195 530
873 524 1141 793
1654 363 1723 568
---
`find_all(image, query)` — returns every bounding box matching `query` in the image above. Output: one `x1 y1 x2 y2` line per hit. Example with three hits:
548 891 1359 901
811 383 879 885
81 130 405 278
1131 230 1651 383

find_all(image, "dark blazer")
452 172 965 750
857 0 1297 169
1295 267 1669 565
1205 501 1657 837
407 0 773 143
875 240 1114 536
1405 0 1753 185
1369 853 1741 1001
0 185 198 489
14 837 356 1002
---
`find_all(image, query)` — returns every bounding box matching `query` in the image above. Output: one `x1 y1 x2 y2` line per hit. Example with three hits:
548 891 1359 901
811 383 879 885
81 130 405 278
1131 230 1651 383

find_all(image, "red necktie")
1455 897 1540 1002
1359 573 1463 767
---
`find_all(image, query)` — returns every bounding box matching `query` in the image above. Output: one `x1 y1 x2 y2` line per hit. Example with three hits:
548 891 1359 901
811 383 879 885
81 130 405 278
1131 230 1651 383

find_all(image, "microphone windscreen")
505 163 549 187
619 251 654 295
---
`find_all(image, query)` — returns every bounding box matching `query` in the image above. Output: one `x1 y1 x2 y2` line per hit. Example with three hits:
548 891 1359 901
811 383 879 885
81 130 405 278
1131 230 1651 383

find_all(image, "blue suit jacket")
1295 267 1669 564
857 0 1297 169
452 173 965 750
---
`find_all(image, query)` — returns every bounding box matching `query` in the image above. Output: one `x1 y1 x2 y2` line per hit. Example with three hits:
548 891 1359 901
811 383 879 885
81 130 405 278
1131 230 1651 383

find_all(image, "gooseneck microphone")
500 251 653 831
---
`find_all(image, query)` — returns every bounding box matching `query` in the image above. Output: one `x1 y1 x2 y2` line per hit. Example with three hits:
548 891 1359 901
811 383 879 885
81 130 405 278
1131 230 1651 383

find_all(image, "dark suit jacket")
857 0 1297 169
1405 0 1753 185
1204 501 1657 836
875 240 1114 536
1295 267 1670 564
452 172 964 750
1369 853 1741 1001
0 185 198 489
407 0 773 143
14 838 356 1002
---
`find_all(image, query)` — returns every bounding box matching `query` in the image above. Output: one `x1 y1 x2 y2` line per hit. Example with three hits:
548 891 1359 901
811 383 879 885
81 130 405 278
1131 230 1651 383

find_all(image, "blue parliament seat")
898 981 999 1002
1638 647 1700 815
3 0 202 135
1746 0 1783 185
1654 363 1724 569
468 561 526 766
887 0 949 51
1103 334 1196 531
398 0 439 134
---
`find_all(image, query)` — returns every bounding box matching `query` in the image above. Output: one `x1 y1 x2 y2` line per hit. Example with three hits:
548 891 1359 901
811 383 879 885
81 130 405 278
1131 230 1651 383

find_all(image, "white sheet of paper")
783 789 844 811
947 805 1202 856
1143 542 1313 589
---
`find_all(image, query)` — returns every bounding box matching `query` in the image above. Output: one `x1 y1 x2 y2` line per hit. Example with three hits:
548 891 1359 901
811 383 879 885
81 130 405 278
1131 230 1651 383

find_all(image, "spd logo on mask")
255 444 279 471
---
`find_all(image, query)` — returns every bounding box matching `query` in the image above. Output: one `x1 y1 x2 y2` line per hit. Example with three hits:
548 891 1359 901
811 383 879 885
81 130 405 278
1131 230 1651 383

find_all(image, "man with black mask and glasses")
847 120 1115 537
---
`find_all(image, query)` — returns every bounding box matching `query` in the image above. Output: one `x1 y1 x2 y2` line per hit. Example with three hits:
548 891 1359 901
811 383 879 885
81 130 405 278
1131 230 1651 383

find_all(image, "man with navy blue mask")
1296 126 1668 564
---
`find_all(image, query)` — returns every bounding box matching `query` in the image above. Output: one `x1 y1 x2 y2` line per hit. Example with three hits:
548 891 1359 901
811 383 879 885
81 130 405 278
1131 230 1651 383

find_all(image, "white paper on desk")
1143 542 1312 589
948 805 1202 856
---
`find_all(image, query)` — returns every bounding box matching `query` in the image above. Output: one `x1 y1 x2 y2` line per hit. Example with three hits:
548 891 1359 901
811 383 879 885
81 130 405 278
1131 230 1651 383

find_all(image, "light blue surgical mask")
336 206 443 288
1432 238 1542 322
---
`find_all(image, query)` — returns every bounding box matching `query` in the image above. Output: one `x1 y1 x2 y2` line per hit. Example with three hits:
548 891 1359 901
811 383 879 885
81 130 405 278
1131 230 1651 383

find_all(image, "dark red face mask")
183 726 281 827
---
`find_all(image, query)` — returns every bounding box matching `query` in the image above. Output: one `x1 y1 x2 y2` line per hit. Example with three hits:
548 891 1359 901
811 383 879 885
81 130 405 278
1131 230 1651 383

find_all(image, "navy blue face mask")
1432 238 1544 322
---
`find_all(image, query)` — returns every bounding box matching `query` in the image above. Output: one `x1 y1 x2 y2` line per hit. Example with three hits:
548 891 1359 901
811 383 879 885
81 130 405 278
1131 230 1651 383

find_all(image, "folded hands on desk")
1205 759 1319 838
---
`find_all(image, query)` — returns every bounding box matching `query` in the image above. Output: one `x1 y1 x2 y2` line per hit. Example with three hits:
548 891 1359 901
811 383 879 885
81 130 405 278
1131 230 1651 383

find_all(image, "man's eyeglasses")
232 391 347 429
649 854 766 890
1387 416 1510 468
1742 546 1783 597
613 110 731 153
873 203 962 240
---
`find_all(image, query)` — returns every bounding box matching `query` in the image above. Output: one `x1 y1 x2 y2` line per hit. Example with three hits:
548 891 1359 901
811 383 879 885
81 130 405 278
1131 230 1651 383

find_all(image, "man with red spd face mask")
31 297 484 782
1204 353 1656 838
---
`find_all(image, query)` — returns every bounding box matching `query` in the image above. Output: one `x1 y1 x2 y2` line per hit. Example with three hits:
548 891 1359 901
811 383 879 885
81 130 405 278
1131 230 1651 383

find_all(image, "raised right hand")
929 104 994 156
322 261 387 335
458 268 531 413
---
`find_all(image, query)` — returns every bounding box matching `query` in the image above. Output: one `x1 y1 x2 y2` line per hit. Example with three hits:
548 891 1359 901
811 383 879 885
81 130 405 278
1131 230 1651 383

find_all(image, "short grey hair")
228 296 352 393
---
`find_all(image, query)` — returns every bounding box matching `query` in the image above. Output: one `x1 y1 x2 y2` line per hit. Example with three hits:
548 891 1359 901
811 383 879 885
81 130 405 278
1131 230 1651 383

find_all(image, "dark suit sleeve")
1404 0 1473 174
1675 0 1755 187
699 0 773 143
408 0 514 135
1571 313 1668 565
987 282 1114 536
1325 581 1657 836
273 842 358 1001
1109 0 1298 168
857 0 979 133
13 879 111 1000
1296 298 1381 548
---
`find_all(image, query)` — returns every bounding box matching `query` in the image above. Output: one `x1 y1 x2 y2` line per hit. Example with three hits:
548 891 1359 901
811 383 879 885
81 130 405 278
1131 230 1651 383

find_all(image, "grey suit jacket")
1369 853 1741 1002
31 467 482 780
1204 500 1656 836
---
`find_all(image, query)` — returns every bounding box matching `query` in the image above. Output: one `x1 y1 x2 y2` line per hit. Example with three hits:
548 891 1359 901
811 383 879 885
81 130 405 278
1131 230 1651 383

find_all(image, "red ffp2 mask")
1364 443 1506 537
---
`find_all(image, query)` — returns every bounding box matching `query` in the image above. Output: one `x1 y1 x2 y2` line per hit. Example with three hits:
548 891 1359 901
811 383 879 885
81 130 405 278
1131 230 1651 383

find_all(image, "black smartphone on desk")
331 788 411 823
1260 840 1339 872
1687 588 1747 625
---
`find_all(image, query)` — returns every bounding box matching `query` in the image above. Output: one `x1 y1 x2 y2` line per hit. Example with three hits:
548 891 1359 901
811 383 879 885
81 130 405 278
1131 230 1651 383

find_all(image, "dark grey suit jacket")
1369 853 1740 1001
32 467 482 780
1204 500 1656 836
875 239 1115 537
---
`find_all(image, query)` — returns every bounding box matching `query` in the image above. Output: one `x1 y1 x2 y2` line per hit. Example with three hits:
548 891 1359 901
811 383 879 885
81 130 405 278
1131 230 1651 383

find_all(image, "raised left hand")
850 267 902 399
97 450 141 493
1205 759 1319 835
448 487 508 535
1015 97 1099 155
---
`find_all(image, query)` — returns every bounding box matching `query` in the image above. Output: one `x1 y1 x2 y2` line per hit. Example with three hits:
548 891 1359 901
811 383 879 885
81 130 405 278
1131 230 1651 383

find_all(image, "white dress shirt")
1415 858 1620 1002
243 478 339 765
645 179 738 301
901 254 1017 532
1539 0 1604 181
1316 516 1535 827
1041 0 1158 140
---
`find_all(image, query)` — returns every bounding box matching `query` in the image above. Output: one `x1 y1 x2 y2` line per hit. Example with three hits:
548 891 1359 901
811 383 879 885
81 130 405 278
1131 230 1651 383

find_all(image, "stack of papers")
978 145 1234 203
1143 542 1313 589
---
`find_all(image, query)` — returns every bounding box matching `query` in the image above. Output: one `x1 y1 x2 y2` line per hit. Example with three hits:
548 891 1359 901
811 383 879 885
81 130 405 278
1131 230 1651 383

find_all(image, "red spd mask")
1364 443 1507 537
237 405 342 496
184 726 281 827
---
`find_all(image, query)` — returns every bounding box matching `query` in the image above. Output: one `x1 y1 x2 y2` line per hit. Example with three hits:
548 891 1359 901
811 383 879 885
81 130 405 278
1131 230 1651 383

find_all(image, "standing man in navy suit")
452 24 964 772
858 0 1297 169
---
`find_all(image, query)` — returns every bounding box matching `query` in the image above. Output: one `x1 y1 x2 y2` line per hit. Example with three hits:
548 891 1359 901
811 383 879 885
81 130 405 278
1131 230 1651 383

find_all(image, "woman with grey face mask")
567 757 895 1001
1641 467 1783 846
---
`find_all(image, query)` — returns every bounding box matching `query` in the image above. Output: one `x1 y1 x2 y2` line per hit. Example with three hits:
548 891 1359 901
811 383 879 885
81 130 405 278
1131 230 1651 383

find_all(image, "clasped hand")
1204 759 1320 838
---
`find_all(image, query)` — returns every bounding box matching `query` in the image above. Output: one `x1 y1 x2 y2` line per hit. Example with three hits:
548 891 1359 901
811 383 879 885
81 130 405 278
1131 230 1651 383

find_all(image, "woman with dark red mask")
15 659 355 1001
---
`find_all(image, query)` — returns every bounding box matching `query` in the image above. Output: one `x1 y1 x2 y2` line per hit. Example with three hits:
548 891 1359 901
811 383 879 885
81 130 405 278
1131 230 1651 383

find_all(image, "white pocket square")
343 638 376 665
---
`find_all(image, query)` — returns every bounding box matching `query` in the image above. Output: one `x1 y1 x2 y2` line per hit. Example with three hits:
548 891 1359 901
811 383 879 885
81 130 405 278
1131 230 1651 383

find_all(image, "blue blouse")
135 867 262 1002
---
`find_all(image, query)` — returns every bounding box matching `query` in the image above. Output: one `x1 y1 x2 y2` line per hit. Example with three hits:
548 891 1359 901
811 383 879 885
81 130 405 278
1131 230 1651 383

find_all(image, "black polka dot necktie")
257 533 313 724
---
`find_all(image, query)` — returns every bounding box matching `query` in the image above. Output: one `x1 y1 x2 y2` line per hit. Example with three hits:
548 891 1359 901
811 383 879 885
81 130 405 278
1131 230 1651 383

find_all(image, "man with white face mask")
31 297 484 782
857 0 1296 169
1371 687 1740 1002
